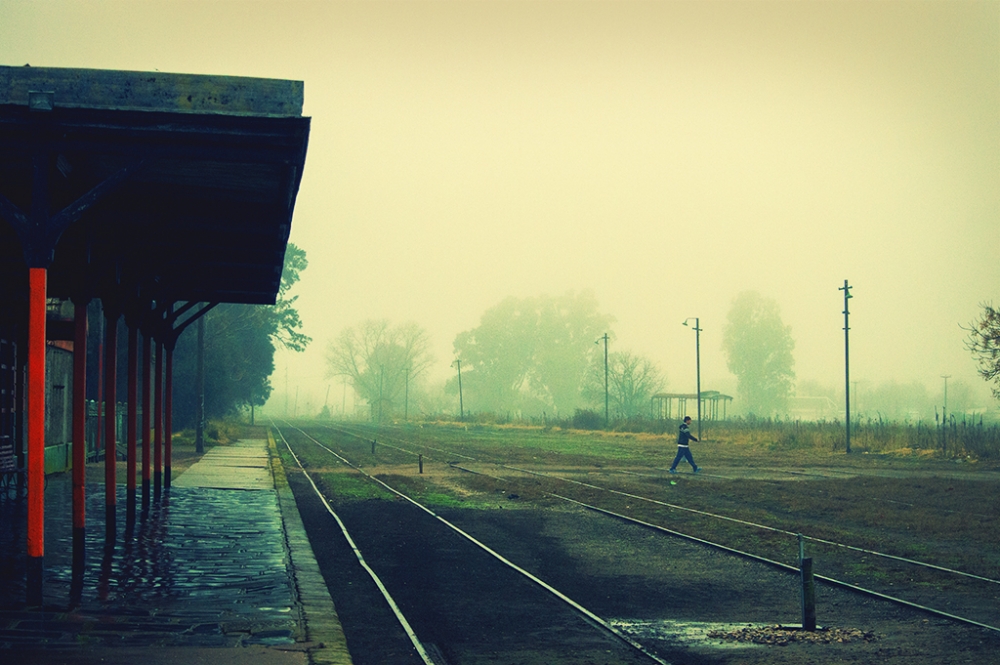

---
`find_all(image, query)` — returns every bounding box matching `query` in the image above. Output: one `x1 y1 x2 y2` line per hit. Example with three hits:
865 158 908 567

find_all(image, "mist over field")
3 1 997 421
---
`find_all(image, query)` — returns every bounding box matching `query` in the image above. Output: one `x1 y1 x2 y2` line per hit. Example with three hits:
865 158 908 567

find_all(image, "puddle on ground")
611 619 766 650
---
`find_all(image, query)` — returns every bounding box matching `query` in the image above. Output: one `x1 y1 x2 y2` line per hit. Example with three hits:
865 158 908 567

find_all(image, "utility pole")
941 374 951 455
195 316 205 454
683 318 702 441
596 334 609 427
404 367 409 422
840 280 852 454
378 365 384 423
453 359 464 421
941 375 951 422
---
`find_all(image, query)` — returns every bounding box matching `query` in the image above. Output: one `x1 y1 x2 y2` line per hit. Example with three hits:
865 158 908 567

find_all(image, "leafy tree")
188 304 276 422
583 350 665 419
171 243 310 427
270 243 311 352
451 298 538 414
531 293 615 414
453 291 615 416
966 303 1000 400
326 320 433 421
722 291 795 416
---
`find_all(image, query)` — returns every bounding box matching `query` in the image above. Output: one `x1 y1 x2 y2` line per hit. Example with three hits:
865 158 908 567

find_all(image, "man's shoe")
668 469 677 474
693 468 701 473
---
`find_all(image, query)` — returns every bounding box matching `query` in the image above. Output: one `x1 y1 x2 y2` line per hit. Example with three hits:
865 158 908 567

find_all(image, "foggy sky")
2 1 997 416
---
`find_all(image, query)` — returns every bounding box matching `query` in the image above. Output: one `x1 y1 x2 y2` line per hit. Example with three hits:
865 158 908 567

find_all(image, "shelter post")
126 323 138 523
103 307 119 540
141 333 151 510
95 314 103 459
164 343 173 489
72 297 89 570
26 267 46 606
154 340 163 500
195 316 205 454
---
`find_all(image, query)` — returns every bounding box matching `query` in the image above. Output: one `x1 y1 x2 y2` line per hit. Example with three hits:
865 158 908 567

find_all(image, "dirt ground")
283 448 1000 665
453 501 1000 665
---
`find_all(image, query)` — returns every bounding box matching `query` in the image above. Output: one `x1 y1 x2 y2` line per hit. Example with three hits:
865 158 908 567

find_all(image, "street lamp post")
683 318 702 440
840 280 853 454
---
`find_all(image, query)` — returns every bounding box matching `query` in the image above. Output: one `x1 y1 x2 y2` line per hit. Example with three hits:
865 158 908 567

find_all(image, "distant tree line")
90 264 998 432
325 289 809 424
322 292 1000 427
325 291 669 422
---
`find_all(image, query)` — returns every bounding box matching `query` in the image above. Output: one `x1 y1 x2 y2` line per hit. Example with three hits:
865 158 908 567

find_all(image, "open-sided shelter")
0 65 310 604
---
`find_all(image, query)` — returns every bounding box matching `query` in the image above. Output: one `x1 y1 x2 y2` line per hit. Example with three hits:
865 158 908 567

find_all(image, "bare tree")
583 350 665 419
326 320 433 421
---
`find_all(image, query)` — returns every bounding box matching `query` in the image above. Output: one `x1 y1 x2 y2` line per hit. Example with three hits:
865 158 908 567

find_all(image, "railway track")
273 423 671 665
314 421 1000 635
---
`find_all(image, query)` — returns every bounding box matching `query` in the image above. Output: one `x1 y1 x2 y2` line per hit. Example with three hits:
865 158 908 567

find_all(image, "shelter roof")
652 391 733 400
0 66 310 311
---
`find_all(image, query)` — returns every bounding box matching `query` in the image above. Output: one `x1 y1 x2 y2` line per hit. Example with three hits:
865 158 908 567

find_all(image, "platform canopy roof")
0 65 310 316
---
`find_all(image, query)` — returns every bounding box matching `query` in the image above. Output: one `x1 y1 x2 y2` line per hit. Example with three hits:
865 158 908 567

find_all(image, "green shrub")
572 409 604 430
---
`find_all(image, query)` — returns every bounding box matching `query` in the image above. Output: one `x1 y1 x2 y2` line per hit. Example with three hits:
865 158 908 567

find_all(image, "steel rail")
443 459 1000 635
554 494 1000 635
500 463 1000 587
319 423 1000 634
285 423 673 665
272 425 436 665
335 423 1000 588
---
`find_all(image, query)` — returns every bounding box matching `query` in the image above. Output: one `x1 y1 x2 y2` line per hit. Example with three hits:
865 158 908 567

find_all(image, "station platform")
0 437 353 665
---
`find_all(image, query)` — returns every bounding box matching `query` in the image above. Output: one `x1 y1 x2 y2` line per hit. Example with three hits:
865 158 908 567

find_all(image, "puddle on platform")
246 629 296 646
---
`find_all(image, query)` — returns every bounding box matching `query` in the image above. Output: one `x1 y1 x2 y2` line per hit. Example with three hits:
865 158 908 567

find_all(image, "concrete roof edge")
0 65 303 117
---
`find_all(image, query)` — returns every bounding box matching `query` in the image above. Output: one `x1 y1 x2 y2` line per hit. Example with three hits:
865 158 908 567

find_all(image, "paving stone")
0 437 352 662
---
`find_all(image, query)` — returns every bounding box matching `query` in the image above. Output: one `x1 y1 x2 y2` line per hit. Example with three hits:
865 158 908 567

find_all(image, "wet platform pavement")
0 438 352 664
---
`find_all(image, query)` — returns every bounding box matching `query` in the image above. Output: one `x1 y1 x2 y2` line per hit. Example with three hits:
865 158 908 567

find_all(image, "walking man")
669 416 700 473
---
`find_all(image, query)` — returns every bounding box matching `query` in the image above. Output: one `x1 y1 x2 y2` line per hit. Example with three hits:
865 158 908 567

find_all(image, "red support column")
103 312 118 540
95 318 103 458
26 267 46 606
126 324 138 522
72 298 88 567
164 344 173 489
141 334 151 509
154 340 162 500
